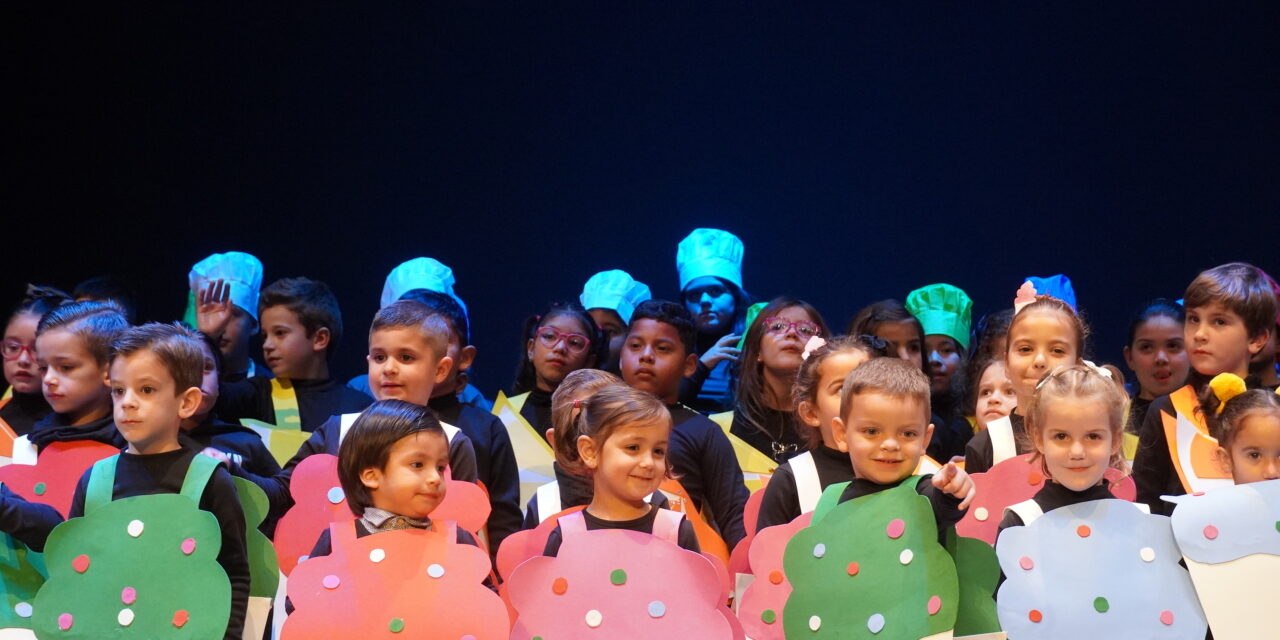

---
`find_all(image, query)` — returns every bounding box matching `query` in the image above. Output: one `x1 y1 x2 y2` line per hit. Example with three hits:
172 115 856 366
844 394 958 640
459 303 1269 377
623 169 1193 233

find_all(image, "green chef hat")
905 283 973 349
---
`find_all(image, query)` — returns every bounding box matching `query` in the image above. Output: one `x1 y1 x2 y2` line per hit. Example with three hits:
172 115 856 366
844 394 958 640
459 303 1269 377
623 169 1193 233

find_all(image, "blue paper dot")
647 601 666 618
813 543 826 558
868 613 885 633
327 487 345 504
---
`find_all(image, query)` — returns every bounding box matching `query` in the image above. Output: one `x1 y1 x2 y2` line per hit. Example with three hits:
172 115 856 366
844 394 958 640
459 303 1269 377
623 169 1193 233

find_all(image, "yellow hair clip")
1209 373 1247 415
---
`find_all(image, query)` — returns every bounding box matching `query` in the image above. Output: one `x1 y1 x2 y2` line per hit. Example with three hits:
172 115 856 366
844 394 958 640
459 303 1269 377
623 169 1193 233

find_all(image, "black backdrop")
8 3 1279 393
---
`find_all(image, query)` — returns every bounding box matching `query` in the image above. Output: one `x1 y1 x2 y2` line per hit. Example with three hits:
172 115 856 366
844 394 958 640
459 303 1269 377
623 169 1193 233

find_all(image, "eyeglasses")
761 317 823 338
1 341 36 362
535 327 591 354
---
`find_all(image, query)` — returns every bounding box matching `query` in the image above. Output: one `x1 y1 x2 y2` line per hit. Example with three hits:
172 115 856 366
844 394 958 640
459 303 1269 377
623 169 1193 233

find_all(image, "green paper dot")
389 618 404 633
32 483 46 496
1093 597 1109 613
532 637 542 640
610 569 627 585
761 609 776 624
1274 520 1279 533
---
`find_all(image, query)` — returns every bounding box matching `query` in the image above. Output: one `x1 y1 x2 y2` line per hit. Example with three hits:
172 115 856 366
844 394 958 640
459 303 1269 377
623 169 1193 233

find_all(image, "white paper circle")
14 602 32 618
899 549 914 565
812 543 826 558
585 609 603 628
974 507 989 522
369 548 386 563
126 520 144 537
118 608 134 626
808 615 822 631
1139 547 1156 562
427 563 445 578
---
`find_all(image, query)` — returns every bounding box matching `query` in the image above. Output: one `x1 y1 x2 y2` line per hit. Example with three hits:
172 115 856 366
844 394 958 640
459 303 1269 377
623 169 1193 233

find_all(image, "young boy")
69 323 250 639
1133 262 1277 514
620 299 749 548
214 277 372 431
182 333 282 479
189 251 266 382
830 357 974 537
579 269 652 372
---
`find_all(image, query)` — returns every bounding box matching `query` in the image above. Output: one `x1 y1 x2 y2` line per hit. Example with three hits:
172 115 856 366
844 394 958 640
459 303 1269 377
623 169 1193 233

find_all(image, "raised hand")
700 333 742 369
196 278 233 339
932 461 976 510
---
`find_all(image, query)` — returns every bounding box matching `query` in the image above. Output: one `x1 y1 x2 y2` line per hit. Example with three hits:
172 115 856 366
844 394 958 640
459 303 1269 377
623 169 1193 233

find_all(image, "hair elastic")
1209 373 1248 415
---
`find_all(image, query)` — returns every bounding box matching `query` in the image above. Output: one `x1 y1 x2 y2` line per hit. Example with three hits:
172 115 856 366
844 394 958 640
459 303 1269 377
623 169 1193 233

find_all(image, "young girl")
183 333 281 478
997 364 1129 533
1203 373 1280 485
676 228 752 413
511 303 606 437
1 285 69 435
847 299 925 370
1122 299 1189 434
965 294 1087 473
731 297 829 463
542 384 699 555
906 283 975 461
968 357 1018 434
754 334 886 531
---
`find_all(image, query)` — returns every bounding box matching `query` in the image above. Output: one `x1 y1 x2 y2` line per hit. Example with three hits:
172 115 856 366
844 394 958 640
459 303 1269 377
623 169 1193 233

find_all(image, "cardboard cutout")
659 478 730 566
491 392 556 508
240 419 312 468
708 412 774 493
943 529 1001 637
273 454 354 577
996 498 1206 639
1166 479 1280 640
727 483 768 576
736 512 811 639
232 477 277 640
495 506 585 582
0 442 118 517
0 485 47 633
1160 386 1232 494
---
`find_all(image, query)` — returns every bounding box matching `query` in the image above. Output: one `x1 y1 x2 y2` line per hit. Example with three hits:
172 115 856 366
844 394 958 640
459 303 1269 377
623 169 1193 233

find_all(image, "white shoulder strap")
1006 499 1044 526
12 435 37 465
988 415 1018 465
790 451 823 514
441 421 459 444
535 481 562 523
338 413 359 445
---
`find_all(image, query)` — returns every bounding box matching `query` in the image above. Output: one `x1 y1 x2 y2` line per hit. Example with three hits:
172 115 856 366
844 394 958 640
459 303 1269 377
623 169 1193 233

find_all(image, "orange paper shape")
274 454 355 576
430 474 491 541
507 528 743 639
957 453 1136 544
659 478 730 566
282 524 508 639
0 440 118 517
1162 386 1233 494
736 512 813 640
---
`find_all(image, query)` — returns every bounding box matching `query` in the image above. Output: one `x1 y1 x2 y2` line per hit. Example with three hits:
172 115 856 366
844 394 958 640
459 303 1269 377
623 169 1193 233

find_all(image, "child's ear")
1247 328 1272 356
311 327 332 352
176 386 203 419
456 345 477 372
577 435 599 470
434 356 454 384
545 428 556 449
796 400 822 428
681 352 698 378
831 416 849 453
1215 446 1234 475
923 422 936 448
360 466 383 491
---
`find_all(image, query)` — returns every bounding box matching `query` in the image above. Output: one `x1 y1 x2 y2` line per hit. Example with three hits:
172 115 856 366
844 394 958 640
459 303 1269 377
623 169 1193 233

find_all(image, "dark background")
8 3 1279 394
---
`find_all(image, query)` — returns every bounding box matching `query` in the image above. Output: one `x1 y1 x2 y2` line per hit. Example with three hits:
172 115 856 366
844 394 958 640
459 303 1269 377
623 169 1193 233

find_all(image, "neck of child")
179 413 206 432
586 489 652 522
127 435 182 456
761 367 795 411
1261 364 1279 387
534 376 556 393
68 403 112 427
289 359 329 381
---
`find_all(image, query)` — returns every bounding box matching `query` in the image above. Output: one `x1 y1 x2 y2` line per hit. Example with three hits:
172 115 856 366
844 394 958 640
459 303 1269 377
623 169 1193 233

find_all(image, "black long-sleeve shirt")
215 376 372 432
183 413 281 479
429 393 522 555
522 463 671 527
69 449 249 640
0 391 52 436
517 388 553 436
755 445 854 532
28 411 125 453
0 484 63 551
542 507 700 556
963 413 1030 474
668 403 749 547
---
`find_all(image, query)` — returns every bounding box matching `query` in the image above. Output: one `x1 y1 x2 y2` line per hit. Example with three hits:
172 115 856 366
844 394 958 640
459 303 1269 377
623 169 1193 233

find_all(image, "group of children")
0 228 1276 638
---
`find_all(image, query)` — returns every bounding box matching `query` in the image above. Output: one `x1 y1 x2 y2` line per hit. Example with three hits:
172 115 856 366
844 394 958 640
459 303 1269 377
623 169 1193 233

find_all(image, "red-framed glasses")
1 341 36 362
534 327 591 354
761 317 823 338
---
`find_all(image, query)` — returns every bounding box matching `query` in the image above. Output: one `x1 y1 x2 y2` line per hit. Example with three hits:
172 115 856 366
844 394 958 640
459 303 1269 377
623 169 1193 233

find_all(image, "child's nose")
1265 459 1280 480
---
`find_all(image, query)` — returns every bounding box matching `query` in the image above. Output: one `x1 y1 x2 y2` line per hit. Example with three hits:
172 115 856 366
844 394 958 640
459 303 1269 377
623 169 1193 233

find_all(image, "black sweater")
215 376 372 432
0 484 63 551
1132 391 1188 516
522 463 671 528
183 413 282 479
838 475 966 544
667 403 750 547
69 449 249 640
28 411 125 453
996 480 1113 533
0 391 53 436
429 393 522 555
543 506 700 556
755 445 855 531
963 413 1030 474
517 388 553 437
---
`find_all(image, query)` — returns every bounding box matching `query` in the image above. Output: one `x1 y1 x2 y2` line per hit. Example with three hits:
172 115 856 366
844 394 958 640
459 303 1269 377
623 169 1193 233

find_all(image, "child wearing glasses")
730 297 829 462
511 303 607 437
2 285 70 435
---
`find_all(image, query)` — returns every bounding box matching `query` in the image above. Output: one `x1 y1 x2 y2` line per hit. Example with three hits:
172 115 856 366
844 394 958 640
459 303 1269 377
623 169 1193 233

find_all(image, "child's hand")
198 446 231 467
932 462 975 510
700 333 742 368
196 279 233 339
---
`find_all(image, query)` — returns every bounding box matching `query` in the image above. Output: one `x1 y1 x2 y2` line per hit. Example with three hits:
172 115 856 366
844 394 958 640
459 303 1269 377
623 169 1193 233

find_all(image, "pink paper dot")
1159 610 1175 625
1019 556 1034 571
181 538 197 555
58 613 73 631
886 518 905 539
1203 525 1219 540
121 587 136 605
72 554 90 573
927 595 942 615
322 575 340 589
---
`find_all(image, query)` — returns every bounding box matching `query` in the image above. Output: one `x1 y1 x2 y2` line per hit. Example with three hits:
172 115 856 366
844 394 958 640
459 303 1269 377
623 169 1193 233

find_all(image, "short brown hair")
337 399 447 516
37 300 130 366
259 277 344 359
1184 262 1277 340
369 300 451 360
110 322 206 393
839 357 931 423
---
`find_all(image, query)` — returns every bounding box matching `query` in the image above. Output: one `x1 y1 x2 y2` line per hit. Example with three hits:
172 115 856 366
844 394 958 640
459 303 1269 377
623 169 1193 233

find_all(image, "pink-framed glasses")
534 327 591 354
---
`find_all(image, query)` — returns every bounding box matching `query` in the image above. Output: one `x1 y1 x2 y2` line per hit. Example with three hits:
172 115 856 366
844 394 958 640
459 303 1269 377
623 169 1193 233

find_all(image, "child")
755 334 886 531
214 277 372 431
1121 299 1189 433
1249 269 1280 387
621 299 750 547
996 364 1129 533
28 300 129 452
1133 263 1276 513
967 357 1017 434
968 308 1014 367
965 294 1087 473
1203 373 1280 484
189 251 265 382
580 269 652 372
511 302 605 435
72 274 139 324
732 297 829 462
69 322 249 639
829 357 974 536
676 228 751 413
543 384 700 555
182 333 281 478
1 285 69 435
906 283 975 460
847 299 925 369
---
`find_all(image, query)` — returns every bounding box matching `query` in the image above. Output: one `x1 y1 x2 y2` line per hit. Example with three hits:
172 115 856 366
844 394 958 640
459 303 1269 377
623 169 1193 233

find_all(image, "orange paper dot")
72 554 90 573
172 610 189 628
768 571 784 585
1027 471 1043 485
1028 610 1043 623
551 577 568 595
847 562 860 576
1076 525 1091 538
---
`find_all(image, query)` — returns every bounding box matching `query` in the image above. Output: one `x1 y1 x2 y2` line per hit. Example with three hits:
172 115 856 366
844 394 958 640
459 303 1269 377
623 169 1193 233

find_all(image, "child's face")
1033 396 1118 492
874 321 923 370
362 431 449 520
798 350 870 449
683 277 736 335
218 306 256 365
526 315 596 392
110 351 200 455
1005 309 1079 405
192 342 220 419
36 328 111 425
621 319 697 404
759 306 819 374
1218 411 1280 485
261 305 328 379
1186 302 1267 378
588 308 628 371
368 327 450 406
924 335 962 394
580 419 671 507
974 361 1017 430
833 391 932 485
1124 315 1189 399
3 311 42 394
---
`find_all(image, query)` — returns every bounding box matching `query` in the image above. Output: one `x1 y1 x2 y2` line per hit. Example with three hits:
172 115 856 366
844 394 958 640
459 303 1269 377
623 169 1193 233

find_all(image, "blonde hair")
1024 364 1130 480
554 383 671 477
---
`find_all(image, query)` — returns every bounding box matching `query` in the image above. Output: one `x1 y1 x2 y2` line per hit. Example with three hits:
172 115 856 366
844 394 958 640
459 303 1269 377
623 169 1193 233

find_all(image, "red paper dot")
1027 471 1043 485
1159 610 1174 625
551 577 568 595
173 610 189 628
72 554 90 573
847 562 860 576
768 570 784 585
1203 525 1219 540
1019 556 1035 570
1076 525 1091 538
886 518 906 539
927 595 942 615
1028 610 1043 623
